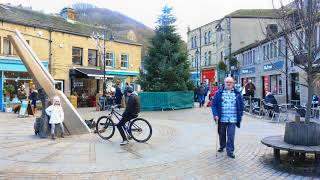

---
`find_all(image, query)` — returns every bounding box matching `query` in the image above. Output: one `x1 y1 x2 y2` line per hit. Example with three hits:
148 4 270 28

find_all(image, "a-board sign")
19 100 28 117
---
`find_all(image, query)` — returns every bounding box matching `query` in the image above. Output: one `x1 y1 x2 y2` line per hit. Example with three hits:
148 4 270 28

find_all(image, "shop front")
0 57 48 111
240 67 256 87
261 60 286 103
201 69 216 86
70 68 113 107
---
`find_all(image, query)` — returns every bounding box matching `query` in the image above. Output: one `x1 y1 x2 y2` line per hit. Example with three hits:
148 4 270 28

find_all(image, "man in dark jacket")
197 83 206 107
117 86 140 145
211 77 244 158
115 85 123 105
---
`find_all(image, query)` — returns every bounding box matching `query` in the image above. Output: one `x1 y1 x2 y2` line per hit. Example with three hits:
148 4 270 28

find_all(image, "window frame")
72 47 83 65
3 37 11 55
88 49 98 66
120 54 129 69
105 52 114 68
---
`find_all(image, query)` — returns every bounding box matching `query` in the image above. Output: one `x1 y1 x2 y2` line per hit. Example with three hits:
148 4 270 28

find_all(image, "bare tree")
260 0 320 123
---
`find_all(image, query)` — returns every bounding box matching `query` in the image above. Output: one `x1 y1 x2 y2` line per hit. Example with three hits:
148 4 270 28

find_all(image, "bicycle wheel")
129 118 152 143
96 116 115 140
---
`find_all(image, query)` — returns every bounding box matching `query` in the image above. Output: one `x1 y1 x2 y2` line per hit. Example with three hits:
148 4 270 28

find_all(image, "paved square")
0 107 318 179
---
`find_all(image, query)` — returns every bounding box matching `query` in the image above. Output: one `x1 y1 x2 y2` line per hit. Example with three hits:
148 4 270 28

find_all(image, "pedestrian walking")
115 85 123 106
197 83 206 107
46 96 65 140
244 80 255 97
211 77 244 158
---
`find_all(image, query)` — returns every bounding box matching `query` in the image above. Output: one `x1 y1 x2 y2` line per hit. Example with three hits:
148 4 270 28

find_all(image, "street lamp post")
91 29 107 95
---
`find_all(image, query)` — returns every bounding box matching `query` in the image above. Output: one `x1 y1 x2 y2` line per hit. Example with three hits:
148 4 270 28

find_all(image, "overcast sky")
2 0 278 40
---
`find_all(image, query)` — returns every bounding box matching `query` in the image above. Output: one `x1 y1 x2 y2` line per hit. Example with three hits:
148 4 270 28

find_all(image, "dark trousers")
198 95 205 107
218 122 236 154
116 114 138 141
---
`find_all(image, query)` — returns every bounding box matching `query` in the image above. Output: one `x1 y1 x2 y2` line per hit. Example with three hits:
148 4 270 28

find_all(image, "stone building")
187 9 279 86
0 4 142 109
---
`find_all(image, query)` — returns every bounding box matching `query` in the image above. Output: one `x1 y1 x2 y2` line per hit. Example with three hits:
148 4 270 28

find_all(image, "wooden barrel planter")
284 122 320 146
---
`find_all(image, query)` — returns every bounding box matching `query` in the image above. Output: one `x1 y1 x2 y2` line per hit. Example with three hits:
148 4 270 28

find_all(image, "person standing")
124 82 130 105
115 85 123 105
209 83 219 100
197 83 206 107
46 96 65 140
211 77 244 158
244 80 256 97
29 84 38 113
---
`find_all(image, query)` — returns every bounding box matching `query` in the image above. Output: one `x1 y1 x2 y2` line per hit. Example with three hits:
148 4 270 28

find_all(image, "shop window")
270 75 282 95
121 54 129 69
105 52 114 67
88 49 98 66
55 80 64 92
3 37 11 55
72 47 83 65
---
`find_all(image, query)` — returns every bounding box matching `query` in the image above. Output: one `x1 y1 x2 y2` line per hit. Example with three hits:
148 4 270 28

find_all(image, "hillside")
72 3 154 55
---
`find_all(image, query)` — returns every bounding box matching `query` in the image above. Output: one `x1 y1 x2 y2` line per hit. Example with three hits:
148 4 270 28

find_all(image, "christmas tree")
140 6 193 92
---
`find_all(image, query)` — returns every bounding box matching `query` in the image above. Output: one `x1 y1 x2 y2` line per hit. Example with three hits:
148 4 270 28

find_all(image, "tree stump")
284 122 320 146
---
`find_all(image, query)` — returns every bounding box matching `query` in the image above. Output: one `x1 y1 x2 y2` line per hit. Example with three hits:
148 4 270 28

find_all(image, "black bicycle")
96 106 152 143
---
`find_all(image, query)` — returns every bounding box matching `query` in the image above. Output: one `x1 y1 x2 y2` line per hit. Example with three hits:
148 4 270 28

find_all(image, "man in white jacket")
46 96 65 140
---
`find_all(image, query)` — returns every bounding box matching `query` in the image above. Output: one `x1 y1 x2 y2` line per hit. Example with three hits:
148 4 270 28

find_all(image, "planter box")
139 91 194 111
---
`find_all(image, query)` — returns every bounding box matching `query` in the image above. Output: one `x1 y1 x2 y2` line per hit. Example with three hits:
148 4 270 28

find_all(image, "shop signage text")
241 67 255 75
263 61 284 71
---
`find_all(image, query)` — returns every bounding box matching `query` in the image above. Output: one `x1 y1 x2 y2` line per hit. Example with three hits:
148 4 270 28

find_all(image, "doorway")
291 73 300 100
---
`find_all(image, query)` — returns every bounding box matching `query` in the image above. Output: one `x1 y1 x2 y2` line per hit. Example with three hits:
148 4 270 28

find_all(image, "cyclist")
117 86 140 145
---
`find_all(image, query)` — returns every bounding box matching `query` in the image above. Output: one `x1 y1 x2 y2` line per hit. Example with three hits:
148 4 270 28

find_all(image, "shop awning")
74 68 114 79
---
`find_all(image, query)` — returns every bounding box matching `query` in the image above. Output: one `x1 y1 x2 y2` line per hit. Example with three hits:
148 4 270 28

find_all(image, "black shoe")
227 153 235 159
218 148 224 153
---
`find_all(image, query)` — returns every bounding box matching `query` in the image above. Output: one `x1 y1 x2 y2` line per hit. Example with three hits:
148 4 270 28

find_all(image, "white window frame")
120 54 129 69
105 52 114 68
55 80 64 92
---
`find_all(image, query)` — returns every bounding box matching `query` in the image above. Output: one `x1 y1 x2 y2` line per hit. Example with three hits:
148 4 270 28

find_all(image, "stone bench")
261 135 320 165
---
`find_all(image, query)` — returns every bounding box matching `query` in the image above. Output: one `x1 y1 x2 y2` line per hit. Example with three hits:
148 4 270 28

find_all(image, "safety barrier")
139 91 194 111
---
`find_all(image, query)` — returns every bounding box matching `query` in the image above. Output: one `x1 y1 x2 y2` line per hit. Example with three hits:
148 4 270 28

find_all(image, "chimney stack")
60 7 76 23
266 24 278 38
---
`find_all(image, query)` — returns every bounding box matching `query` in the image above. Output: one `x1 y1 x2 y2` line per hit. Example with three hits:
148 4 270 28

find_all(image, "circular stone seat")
261 135 320 165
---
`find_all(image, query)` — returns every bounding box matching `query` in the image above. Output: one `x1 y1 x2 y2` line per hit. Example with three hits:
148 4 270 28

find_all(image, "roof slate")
226 9 280 18
0 4 142 46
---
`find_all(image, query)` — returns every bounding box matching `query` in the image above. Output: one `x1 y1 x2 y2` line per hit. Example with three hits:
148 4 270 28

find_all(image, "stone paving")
0 107 318 179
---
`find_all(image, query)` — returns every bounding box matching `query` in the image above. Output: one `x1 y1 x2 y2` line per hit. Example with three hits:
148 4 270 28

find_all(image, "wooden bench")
261 135 320 166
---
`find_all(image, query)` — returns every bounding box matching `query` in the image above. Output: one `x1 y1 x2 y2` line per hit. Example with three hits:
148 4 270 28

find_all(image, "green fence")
139 91 194 111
